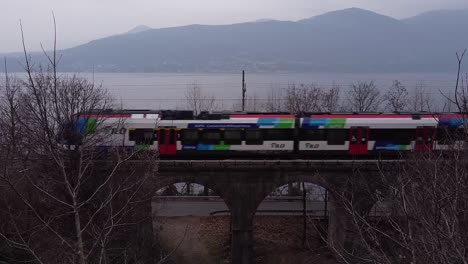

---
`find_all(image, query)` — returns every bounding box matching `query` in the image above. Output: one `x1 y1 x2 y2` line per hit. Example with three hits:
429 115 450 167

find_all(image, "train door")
349 127 369 155
157 129 177 156
414 127 435 152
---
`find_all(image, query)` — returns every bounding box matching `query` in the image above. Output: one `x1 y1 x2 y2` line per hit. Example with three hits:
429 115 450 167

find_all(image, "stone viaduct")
147 159 398 264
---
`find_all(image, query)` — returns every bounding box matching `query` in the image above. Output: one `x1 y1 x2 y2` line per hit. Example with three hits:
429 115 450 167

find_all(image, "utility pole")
242 70 246 111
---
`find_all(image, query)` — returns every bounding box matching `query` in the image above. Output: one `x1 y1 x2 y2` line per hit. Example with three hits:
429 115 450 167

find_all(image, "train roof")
306 113 463 119
78 109 464 120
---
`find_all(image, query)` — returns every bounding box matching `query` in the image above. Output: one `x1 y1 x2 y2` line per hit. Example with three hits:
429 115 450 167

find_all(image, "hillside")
3 8 468 73
126 25 152 34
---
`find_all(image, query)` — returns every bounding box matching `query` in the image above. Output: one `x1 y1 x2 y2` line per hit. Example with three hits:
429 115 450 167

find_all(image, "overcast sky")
1 0 468 53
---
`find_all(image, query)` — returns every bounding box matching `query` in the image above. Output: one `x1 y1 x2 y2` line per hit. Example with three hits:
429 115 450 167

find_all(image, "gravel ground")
157 215 338 264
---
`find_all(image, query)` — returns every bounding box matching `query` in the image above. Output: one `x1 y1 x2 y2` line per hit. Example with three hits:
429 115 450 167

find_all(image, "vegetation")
321 51 468 264
185 79 442 114
0 23 159 264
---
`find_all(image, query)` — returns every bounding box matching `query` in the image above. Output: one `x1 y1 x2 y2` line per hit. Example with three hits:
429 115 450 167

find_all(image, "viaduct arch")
148 160 394 264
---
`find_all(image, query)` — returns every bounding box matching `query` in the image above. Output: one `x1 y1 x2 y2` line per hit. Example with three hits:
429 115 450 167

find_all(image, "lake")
6 72 460 110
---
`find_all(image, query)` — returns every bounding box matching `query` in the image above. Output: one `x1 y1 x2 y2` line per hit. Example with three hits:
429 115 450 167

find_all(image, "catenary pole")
242 70 246 111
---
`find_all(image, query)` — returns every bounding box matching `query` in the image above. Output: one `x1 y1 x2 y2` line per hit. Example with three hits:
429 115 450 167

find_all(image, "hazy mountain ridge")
126 25 153 34
299 8 400 27
2 8 468 73
403 9 468 25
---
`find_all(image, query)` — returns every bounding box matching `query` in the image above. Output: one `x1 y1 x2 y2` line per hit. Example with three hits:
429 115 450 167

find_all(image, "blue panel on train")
75 118 87 134
257 118 279 126
438 118 464 128
374 141 407 151
302 118 329 128
196 144 212 150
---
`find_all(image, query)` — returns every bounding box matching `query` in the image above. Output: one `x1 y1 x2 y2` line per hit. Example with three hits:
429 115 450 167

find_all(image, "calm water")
8 72 459 110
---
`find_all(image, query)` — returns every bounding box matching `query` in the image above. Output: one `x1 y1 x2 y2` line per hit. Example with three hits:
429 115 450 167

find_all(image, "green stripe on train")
136 145 150 151
213 141 231 150
275 118 295 128
324 118 346 128
85 118 97 134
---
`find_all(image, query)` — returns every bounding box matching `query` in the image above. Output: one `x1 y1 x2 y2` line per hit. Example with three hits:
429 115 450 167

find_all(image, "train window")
361 128 368 143
201 129 221 145
300 129 326 141
350 129 358 145
129 129 156 145
169 129 176 144
223 129 242 145
245 129 263 145
391 130 413 145
327 129 347 145
370 129 413 145
264 129 294 140
180 129 199 145
159 130 166 144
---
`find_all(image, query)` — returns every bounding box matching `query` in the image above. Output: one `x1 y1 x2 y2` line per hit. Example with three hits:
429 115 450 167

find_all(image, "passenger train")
66 109 467 158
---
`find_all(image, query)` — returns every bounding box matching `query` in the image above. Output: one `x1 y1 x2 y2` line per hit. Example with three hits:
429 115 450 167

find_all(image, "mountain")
400 9 468 70
403 9 468 27
2 8 468 73
254 19 278 23
126 25 152 34
300 8 399 28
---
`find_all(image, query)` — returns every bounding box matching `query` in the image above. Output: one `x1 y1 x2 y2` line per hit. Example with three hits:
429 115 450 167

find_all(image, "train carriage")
300 114 439 155
67 110 467 159
100 112 297 158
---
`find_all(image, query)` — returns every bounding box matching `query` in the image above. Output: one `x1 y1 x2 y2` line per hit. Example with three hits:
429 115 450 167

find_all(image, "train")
65 109 467 158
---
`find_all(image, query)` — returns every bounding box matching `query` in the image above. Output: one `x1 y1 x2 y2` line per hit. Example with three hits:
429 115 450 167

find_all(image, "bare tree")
0 20 158 264
232 93 264 112
0 74 158 264
453 50 468 114
321 84 341 112
184 83 218 115
263 85 284 112
325 150 468 264
410 81 432 112
346 81 382 112
0 64 22 157
284 83 323 114
322 52 468 264
385 80 409 112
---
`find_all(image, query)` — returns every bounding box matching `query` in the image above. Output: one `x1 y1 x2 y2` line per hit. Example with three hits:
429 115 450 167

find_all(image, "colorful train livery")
66 110 467 158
